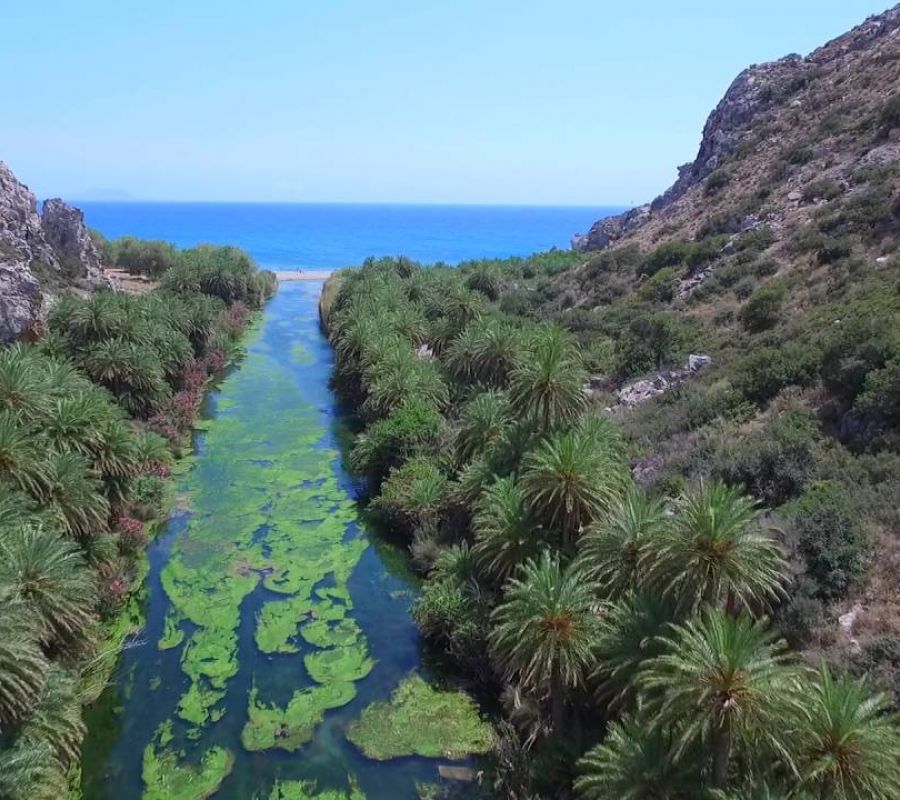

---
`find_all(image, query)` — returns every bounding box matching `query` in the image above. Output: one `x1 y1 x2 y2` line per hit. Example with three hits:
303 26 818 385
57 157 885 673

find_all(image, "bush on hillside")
735 343 820 404
739 282 787 332
787 480 870 601
714 410 818 506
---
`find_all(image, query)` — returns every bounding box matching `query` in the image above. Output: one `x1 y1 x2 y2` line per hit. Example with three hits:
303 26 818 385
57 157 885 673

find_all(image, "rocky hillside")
573 4 900 257
0 161 111 343
488 3 900 688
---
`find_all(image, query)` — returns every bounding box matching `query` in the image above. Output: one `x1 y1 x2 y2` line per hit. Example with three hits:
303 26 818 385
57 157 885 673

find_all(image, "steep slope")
573 4 900 255
499 4 900 689
0 161 111 342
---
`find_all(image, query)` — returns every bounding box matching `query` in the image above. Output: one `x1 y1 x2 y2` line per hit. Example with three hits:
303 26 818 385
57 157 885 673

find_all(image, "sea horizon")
78 201 624 271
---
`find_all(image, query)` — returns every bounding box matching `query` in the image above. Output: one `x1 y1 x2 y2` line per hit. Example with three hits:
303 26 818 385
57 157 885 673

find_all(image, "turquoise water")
77 202 621 269
81 282 484 800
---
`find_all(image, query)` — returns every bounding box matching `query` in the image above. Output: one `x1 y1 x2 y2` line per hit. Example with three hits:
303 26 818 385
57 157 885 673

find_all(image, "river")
81 281 486 800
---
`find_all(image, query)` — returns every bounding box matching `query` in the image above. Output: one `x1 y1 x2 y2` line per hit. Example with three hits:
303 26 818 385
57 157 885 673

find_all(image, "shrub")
858 354 900 427
736 343 820 404
704 169 731 197
802 178 843 203
636 267 678 303
348 399 445 484
736 226 776 254
130 474 167 520
617 313 688 376
786 143 814 165
787 481 870 601
879 93 900 137
739 282 787 332
373 456 448 536
108 236 178 277
714 410 818 506
639 241 692 277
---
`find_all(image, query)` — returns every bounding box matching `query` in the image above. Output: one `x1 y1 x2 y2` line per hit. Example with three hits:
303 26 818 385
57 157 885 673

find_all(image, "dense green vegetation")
325 256 900 799
0 244 274 799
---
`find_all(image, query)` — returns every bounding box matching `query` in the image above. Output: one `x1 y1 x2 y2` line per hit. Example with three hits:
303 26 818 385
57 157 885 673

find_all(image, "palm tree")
0 739 66 800
490 552 602 731
0 525 96 646
50 293 126 348
796 666 900 800
712 784 814 800
39 451 110 540
41 393 108 456
509 326 587 431
646 482 786 614
362 349 448 419
0 603 48 730
0 411 49 497
82 337 169 415
575 718 704 800
640 610 802 789
521 427 627 549
0 345 50 422
473 477 544 584
592 591 675 713
578 488 669 597
455 391 512 464
20 664 86 769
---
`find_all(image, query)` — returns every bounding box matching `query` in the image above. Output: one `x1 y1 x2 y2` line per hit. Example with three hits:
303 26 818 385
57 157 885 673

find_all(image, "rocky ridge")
573 4 900 252
0 161 112 343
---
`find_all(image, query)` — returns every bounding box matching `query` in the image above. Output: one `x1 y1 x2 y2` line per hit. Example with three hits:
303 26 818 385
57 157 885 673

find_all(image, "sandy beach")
274 269 335 282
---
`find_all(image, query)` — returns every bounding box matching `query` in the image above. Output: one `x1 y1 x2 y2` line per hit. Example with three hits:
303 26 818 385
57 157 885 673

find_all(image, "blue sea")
77 202 622 269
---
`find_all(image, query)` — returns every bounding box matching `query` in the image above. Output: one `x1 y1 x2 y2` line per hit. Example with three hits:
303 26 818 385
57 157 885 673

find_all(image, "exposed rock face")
595 354 713 411
41 198 106 285
0 160 112 343
0 162 57 267
573 4 900 251
0 261 43 343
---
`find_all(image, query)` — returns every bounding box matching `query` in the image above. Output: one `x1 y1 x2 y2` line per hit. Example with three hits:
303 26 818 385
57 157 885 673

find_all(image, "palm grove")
0 242 275 799
321 258 900 800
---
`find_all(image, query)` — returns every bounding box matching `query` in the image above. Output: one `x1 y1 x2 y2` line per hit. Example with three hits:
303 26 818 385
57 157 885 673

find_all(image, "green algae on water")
267 777 366 800
141 743 234 800
241 683 357 752
347 674 493 761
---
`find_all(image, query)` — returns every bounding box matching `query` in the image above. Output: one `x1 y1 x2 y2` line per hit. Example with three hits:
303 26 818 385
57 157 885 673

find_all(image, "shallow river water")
81 282 483 800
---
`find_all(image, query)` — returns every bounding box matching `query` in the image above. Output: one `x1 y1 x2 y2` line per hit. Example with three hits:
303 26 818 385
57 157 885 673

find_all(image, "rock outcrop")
41 198 106 284
0 161 112 343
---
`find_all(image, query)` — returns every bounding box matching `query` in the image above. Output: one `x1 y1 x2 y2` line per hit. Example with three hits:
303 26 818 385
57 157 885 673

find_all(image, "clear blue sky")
0 1 889 204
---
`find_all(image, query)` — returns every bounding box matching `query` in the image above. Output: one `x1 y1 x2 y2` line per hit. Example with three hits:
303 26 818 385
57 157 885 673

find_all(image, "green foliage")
348 399 445 483
509 326 587 430
640 611 802 787
617 312 688 376
735 343 820 404
646 481 786 613
739 282 787 332
521 422 628 548
575 719 703 799
490 552 603 729
786 481 870 601
374 457 448 536
704 169 732 197
714 410 818 507
105 236 178 277
577 488 668 597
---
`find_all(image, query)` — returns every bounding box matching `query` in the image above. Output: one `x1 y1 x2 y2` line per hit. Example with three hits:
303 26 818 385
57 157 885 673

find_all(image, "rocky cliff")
574 4 900 252
0 161 112 343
